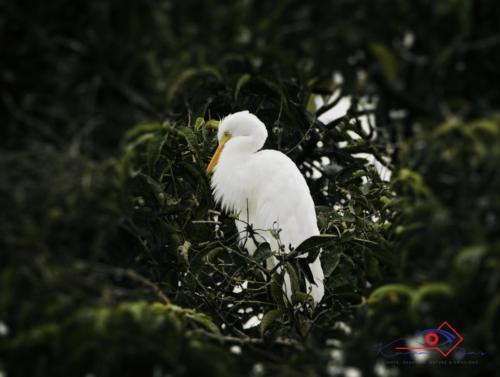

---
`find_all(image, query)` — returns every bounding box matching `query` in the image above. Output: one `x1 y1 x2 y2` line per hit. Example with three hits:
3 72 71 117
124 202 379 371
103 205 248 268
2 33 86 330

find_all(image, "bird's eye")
224 131 231 137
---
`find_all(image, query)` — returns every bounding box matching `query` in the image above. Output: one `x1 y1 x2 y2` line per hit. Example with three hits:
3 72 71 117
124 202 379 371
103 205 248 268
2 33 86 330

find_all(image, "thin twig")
200 329 302 348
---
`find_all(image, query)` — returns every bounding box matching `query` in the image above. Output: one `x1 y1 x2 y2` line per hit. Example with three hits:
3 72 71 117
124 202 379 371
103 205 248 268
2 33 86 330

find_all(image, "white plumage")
207 110 325 304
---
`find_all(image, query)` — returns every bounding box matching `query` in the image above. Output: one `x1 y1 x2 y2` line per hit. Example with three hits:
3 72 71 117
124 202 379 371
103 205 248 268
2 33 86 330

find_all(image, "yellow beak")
206 133 231 174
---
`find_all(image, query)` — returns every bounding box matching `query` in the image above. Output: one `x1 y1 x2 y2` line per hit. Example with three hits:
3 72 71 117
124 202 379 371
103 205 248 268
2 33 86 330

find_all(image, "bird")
206 110 325 304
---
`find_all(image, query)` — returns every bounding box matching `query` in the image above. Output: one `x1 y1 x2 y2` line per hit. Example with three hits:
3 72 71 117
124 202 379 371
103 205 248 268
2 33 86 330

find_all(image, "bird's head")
206 110 268 174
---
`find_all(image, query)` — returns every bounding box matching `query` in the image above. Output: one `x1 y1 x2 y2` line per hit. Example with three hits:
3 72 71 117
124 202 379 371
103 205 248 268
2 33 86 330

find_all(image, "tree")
1 1 499 376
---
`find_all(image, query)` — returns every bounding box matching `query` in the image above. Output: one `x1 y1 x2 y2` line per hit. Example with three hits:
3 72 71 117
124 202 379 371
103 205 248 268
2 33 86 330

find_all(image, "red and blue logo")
375 321 486 359
394 321 463 357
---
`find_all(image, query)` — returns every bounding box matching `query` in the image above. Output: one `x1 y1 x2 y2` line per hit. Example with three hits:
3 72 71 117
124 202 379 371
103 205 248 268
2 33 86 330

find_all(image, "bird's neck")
211 143 257 216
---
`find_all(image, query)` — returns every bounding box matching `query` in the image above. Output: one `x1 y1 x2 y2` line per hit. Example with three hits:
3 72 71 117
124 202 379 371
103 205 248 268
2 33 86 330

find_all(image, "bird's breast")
210 155 254 216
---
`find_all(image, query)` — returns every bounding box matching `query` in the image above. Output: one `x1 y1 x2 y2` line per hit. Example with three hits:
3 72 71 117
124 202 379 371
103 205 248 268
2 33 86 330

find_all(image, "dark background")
1 1 499 376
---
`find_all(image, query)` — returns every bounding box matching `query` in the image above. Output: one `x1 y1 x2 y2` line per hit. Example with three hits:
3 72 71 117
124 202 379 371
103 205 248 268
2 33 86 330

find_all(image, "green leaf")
139 173 166 207
193 118 219 131
370 42 398 83
292 291 313 305
453 244 487 278
469 119 499 136
323 252 341 278
167 66 222 102
185 312 221 336
204 247 224 263
285 262 300 293
205 119 220 130
194 117 205 131
293 234 336 257
433 118 461 137
306 94 317 113
146 133 168 175
178 241 191 265
124 122 165 142
177 126 200 157
297 258 315 287
253 242 273 262
368 284 413 303
260 309 282 335
235 73 251 100
270 272 286 308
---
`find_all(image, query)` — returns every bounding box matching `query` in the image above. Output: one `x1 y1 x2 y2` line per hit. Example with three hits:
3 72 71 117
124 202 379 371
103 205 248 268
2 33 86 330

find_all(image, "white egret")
207 110 325 304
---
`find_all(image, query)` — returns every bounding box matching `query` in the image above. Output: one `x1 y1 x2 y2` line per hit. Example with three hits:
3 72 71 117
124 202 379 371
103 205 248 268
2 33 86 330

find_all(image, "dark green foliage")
1 1 500 376
5 302 234 377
